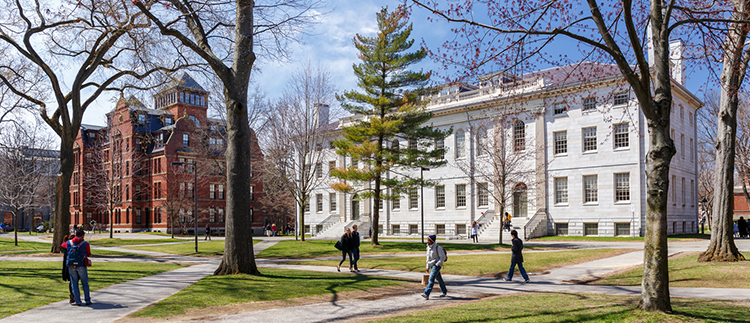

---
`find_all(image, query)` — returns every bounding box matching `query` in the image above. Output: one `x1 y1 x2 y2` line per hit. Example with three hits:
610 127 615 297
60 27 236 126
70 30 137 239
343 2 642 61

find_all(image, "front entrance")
351 194 360 221
513 183 528 218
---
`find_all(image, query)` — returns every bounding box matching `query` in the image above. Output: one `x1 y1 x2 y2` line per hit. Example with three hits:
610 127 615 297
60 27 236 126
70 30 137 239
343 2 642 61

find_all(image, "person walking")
734 222 740 238
420 235 447 300
61 234 75 304
61 229 92 306
738 217 748 238
471 221 479 243
205 224 211 241
337 227 353 272
271 223 277 237
265 223 271 237
351 225 361 272
503 230 530 283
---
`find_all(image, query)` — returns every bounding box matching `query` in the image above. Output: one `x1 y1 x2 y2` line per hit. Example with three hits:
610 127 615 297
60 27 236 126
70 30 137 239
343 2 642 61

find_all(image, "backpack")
65 240 87 267
440 245 448 262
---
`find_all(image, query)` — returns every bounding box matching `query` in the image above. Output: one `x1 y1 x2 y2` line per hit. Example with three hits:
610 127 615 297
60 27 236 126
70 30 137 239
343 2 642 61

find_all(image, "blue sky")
79 0 711 126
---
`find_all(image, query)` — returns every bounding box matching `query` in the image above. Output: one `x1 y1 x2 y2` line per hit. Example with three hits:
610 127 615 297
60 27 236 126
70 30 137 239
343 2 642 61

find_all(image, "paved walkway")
2 235 750 323
0 238 278 323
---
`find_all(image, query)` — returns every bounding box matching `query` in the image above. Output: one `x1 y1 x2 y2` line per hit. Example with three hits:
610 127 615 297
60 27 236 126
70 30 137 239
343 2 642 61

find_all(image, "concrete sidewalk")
0 239 278 323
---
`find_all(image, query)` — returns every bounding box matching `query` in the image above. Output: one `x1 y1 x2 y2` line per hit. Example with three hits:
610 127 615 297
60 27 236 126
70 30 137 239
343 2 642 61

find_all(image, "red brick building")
70 74 264 233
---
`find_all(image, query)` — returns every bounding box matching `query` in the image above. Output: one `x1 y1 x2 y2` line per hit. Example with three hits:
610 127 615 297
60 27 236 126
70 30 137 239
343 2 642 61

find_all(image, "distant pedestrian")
351 225 361 272
734 222 740 238
337 227 353 272
420 235 447 300
0 222 5 233
272 223 277 237
205 224 211 241
61 229 92 306
265 224 271 237
471 221 479 243
738 217 748 238
503 230 530 283
61 234 75 304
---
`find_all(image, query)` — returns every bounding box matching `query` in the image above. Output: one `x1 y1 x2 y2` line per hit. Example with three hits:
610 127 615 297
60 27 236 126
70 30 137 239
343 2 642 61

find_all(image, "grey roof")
81 124 105 131
161 73 208 93
123 95 147 110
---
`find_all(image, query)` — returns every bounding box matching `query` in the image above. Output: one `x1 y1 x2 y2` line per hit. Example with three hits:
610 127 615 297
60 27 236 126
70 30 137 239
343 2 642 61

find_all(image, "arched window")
513 120 525 151
392 139 400 161
513 182 528 218
476 127 487 156
455 129 466 158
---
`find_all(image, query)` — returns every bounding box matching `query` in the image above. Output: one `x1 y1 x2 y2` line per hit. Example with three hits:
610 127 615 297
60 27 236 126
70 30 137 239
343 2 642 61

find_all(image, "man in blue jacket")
503 230 530 283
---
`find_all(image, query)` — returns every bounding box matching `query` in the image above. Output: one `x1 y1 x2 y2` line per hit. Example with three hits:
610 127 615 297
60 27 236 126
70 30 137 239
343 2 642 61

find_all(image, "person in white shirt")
420 235 447 300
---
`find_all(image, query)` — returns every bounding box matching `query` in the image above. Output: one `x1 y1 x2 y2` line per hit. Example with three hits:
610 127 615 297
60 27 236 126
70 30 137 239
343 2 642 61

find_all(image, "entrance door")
513 183 528 218
351 195 360 221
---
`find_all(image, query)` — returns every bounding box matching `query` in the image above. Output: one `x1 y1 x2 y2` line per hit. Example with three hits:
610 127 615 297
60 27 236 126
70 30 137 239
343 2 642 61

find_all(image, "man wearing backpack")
61 229 92 306
421 235 447 300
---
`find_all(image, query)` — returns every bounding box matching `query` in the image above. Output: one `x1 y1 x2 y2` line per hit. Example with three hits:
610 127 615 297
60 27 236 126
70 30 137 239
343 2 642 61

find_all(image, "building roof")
81 124 105 131
160 73 208 93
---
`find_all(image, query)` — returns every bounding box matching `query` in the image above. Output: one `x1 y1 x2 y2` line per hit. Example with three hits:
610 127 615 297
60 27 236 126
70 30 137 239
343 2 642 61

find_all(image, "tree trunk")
372 176 381 246
51 138 74 253
214 94 259 275
299 199 306 241
13 211 18 246
109 209 114 239
699 9 748 262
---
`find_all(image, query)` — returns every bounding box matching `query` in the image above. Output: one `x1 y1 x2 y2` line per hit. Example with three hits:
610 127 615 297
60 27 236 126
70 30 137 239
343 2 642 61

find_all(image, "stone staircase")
313 220 356 239
478 216 529 243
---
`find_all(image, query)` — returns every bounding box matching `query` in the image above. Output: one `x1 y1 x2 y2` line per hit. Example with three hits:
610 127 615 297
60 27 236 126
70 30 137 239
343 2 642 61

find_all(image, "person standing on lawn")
421 235 447 300
471 221 479 243
205 224 212 241
738 217 748 238
337 227 353 272
61 229 92 306
351 225 361 272
503 230 530 283
61 234 75 304
272 223 277 237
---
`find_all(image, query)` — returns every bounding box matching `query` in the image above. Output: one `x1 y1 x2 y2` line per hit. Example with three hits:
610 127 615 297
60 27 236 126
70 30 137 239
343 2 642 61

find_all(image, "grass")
372 292 750 323
594 252 750 289
0 261 184 319
288 248 632 277
256 240 527 259
131 267 412 318
534 233 711 242
0 237 53 254
125 240 230 257
87 238 191 247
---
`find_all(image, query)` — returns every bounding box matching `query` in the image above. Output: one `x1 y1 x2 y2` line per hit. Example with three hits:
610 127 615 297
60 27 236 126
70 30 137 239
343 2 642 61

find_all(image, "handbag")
421 274 430 285
85 257 92 267
334 241 343 251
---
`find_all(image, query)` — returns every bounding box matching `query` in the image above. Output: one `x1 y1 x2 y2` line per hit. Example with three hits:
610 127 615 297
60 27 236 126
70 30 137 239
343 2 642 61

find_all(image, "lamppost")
420 166 430 244
701 197 708 234
171 160 198 253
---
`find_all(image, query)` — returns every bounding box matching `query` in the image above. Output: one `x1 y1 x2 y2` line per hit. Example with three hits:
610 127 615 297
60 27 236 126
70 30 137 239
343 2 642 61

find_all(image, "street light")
420 166 430 244
701 197 708 234
171 160 198 253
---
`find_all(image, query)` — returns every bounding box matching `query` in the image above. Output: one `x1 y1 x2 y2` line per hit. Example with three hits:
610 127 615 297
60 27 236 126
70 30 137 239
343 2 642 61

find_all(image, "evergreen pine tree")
332 6 450 245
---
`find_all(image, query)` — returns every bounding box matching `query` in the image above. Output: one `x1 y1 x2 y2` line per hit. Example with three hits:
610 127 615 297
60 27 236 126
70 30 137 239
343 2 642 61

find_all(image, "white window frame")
582 127 597 152
554 131 567 155
615 173 631 203
554 177 568 205
583 175 598 204
456 184 467 208
435 185 445 209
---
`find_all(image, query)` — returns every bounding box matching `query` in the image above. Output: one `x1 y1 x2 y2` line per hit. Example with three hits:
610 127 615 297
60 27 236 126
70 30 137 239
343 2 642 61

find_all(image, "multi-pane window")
392 139 400 161
554 177 568 204
218 185 224 200
187 183 194 199
456 184 467 207
329 161 336 174
553 102 567 115
351 158 358 169
690 138 694 161
583 175 598 203
582 127 597 152
680 134 685 159
409 224 419 235
614 91 628 105
392 192 401 209
135 209 141 224
409 139 418 150
582 97 597 111
210 184 216 199
672 175 676 204
476 127 487 156
477 182 489 207
680 106 684 119
554 131 567 155
584 223 599 236
409 188 419 209
689 112 693 126
304 195 310 212
681 177 686 206
316 194 323 212
392 224 400 235
455 129 466 159
315 163 322 179
514 120 525 151
218 208 224 223
614 123 629 149
691 180 695 206
330 193 337 211
183 133 189 147
456 224 466 235
436 224 445 235
615 173 631 202
616 223 630 236
435 139 445 159
210 208 216 223
435 185 445 208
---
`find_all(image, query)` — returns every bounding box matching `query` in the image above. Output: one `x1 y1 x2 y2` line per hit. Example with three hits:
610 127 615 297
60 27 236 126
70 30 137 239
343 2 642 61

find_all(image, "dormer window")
165 117 173 126
138 114 146 124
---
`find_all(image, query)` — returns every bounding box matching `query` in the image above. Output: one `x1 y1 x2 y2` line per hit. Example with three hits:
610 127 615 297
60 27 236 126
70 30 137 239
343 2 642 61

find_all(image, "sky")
76 0 710 127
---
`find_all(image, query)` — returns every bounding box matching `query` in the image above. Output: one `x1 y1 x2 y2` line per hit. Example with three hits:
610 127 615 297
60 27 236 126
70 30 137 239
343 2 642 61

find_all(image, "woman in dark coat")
337 227 353 272
62 234 74 303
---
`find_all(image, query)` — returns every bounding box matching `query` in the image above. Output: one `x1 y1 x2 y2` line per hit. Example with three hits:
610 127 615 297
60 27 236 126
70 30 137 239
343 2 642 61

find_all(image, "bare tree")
697 92 718 232
260 63 339 241
134 0 325 275
0 0 189 253
0 119 55 245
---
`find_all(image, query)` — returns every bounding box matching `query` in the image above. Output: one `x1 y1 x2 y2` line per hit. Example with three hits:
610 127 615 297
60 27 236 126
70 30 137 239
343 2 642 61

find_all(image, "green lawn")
125 240 231 257
131 267 412 318
88 238 192 247
0 237 53 254
595 253 750 289
372 292 750 323
288 249 632 277
0 261 184 319
256 240 523 259
534 233 711 242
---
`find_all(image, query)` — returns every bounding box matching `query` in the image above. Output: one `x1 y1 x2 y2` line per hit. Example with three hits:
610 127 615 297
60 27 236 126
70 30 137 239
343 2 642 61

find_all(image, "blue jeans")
506 262 529 281
423 265 447 296
69 266 90 305
352 248 360 269
338 250 353 268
